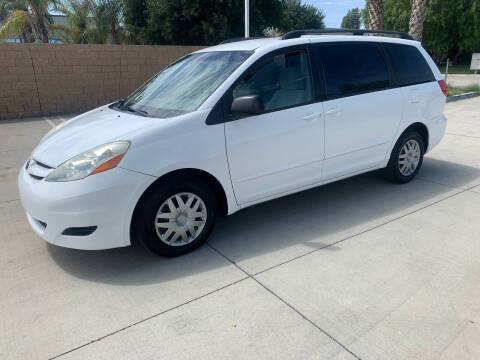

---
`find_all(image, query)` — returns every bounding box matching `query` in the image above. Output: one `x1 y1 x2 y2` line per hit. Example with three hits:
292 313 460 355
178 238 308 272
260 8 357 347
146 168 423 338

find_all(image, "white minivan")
18 29 448 256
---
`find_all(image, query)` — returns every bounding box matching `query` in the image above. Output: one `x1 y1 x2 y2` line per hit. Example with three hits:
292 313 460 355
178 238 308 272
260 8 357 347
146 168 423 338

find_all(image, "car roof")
196 35 420 53
198 37 284 52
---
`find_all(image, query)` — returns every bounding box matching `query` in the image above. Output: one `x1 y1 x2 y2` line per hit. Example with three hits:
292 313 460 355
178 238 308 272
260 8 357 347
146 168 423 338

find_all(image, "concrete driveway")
1 98 480 360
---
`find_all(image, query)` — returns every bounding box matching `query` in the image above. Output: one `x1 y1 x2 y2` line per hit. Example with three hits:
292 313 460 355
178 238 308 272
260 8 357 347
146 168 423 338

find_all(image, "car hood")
32 106 163 167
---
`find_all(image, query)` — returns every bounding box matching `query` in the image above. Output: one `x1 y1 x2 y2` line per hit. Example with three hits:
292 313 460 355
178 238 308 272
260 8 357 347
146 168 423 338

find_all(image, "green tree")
53 0 123 44
364 0 480 63
0 0 35 42
423 0 462 62
1 0 26 23
281 0 325 30
51 0 91 43
94 0 123 43
132 0 324 45
0 0 55 42
341 7 361 29
382 0 409 32
251 0 284 35
146 0 242 45
456 0 480 58
360 6 367 27
123 0 147 43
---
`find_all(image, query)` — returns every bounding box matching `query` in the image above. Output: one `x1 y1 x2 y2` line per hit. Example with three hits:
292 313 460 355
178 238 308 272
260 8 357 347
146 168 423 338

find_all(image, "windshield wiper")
125 106 150 117
115 100 150 117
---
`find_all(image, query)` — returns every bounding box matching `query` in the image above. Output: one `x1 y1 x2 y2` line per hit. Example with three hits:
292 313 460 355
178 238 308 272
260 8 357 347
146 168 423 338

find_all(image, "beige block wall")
0 44 204 120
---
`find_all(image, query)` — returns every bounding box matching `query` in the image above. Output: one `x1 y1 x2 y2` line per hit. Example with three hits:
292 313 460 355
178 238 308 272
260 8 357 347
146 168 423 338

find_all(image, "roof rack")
219 37 264 44
281 28 414 41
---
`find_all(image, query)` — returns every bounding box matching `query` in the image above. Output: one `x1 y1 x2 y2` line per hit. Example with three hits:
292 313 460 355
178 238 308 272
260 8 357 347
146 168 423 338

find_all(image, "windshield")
120 51 252 118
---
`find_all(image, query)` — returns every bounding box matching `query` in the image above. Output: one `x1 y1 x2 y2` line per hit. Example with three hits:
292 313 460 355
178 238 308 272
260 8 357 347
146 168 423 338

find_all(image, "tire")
132 176 216 257
383 130 425 184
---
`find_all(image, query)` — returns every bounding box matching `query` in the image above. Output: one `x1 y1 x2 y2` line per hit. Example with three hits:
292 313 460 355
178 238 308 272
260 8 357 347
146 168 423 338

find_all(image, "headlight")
45 141 130 182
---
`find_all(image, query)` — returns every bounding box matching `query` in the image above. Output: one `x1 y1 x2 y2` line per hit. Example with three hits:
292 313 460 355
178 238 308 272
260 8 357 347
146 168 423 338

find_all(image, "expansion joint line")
206 243 363 360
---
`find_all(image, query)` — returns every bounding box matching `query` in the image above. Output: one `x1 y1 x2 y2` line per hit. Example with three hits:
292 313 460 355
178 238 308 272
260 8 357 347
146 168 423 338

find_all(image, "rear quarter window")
382 43 435 87
314 42 390 99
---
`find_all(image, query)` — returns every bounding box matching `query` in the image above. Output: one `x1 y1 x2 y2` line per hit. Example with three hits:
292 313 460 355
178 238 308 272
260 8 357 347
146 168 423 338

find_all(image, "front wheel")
132 177 216 257
383 131 425 183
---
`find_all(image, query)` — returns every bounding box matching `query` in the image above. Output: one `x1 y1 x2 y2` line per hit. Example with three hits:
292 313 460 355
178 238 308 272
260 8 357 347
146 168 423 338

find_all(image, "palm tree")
95 0 122 44
53 0 123 44
29 0 52 42
409 0 425 42
367 0 383 30
0 0 55 42
51 0 90 43
0 8 34 42
0 0 32 42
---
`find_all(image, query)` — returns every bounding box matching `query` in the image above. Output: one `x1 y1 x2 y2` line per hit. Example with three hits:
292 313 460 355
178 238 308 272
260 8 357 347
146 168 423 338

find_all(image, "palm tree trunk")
111 19 118 44
409 0 426 42
40 23 49 42
367 0 383 30
21 23 35 43
28 1 49 42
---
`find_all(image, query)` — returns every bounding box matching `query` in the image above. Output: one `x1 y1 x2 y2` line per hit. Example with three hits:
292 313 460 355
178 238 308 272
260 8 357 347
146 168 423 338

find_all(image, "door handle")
326 107 343 115
302 113 321 121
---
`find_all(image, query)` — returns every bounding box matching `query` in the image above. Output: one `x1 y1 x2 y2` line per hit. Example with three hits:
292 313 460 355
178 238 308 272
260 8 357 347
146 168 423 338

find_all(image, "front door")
225 48 325 205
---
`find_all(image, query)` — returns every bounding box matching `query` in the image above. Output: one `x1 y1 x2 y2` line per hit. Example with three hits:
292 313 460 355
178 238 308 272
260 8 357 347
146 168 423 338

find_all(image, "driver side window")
232 50 313 112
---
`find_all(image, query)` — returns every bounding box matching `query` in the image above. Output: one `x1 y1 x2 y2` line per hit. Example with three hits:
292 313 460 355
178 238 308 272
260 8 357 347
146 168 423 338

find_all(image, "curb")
446 92 479 103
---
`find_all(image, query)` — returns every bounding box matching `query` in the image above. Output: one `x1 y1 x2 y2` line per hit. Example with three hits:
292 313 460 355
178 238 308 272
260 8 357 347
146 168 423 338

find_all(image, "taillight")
438 80 448 97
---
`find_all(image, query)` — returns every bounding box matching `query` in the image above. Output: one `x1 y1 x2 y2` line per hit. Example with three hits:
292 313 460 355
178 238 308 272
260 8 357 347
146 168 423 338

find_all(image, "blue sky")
304 0 366 28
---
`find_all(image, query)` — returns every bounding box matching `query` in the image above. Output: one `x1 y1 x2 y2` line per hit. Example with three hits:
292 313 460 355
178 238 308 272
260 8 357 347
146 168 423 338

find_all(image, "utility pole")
445 58 449 84
245 0 249 38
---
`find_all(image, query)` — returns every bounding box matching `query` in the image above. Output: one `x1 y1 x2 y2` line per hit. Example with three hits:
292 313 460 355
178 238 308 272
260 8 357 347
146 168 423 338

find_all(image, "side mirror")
231 95 264 116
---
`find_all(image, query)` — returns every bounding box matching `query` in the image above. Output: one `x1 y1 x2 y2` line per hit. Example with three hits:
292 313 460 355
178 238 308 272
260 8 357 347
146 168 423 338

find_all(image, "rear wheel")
133 177 216 256
383 131 425 183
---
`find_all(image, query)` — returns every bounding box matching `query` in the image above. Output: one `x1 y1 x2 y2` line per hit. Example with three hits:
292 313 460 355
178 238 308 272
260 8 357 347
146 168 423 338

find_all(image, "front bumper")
18 164 155 250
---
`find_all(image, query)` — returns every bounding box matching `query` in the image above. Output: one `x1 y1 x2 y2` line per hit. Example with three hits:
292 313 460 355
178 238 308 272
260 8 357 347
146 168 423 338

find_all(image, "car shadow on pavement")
46 241 226 286
47 157 480 285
